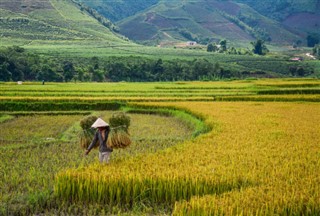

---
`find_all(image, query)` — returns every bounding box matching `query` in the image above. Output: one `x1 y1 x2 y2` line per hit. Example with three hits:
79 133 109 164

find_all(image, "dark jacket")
87 129 113 153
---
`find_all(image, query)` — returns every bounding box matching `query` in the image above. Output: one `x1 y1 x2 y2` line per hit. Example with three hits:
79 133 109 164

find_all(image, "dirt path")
306 53 316 59
163 32 173 39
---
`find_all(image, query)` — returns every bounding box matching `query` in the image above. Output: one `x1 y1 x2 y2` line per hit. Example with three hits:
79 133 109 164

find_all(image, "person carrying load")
84 118 113 164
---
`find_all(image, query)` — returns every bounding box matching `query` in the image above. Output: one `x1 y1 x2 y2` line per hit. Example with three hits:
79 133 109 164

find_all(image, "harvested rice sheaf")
80 130 99 149
107 129 131 149
107 112 131 149
79 115 98 149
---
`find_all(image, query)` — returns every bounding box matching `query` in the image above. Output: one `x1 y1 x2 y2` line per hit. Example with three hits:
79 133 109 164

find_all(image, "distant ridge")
0 0 53 13
78 0 319 46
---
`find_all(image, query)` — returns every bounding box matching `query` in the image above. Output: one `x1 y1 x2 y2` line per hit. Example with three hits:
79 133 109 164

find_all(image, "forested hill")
80 0 320 46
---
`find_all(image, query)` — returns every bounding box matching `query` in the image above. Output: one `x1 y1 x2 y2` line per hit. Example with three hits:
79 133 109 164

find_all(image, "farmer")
85 118 113 163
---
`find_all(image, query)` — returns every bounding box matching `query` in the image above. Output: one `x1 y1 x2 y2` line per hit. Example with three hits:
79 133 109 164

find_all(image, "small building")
290 57 303 62
186 41 197 46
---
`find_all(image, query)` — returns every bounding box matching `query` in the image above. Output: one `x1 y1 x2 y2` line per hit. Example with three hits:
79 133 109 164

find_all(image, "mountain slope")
117 0 303 46
68 0 319 47
235 0 320 21
76 0 159 22
235 0 320 37
0 0 129 45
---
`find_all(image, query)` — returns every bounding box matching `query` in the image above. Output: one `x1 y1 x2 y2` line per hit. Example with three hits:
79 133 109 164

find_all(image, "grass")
0 114 14 123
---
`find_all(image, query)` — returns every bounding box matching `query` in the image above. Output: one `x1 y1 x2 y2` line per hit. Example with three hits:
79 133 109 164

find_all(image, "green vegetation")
251 39 269 55
116 0 306 46
73 1 119 32
235 0 320 21
1 1 318 83
307 33 320 47
0 0 130 45
0 101 122 112
77 0 159 22
0 114 14 123
1 46 317 82
313 44 320 59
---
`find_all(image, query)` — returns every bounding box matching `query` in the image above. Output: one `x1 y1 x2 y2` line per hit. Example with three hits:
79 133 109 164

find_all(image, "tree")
207 43 220 52
63 61 75 82
289 66 305 77
106 62 129 82
92 69 104 82
219 40 227 52
296 67 305 76
228 47 237 54
152 59 164 81
207 44 215 52
192 59 215 80
8 45 25 53
251 39 269 55
38 64 62 82
307 34 319 47
91 56 99 70
0 62 11 81
313 44 320 59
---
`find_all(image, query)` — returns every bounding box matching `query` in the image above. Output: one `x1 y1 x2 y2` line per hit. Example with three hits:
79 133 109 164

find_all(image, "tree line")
0 46 230 82
0 46 314 82
207 39 269 56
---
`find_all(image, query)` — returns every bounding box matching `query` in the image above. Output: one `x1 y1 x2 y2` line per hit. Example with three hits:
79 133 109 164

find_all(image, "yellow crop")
55 101 320 214
2 79 319 214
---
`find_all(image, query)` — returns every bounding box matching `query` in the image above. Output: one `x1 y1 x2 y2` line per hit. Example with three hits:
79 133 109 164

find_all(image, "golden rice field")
0 78 319 215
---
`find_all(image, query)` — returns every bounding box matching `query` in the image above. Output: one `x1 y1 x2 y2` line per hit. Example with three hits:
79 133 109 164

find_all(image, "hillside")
1 0 319 82
235 0 320 21
116 0 305 46
0 0 130 46
76 0 159 22
236 0 320 37
1 0 317 48
29 0 317 47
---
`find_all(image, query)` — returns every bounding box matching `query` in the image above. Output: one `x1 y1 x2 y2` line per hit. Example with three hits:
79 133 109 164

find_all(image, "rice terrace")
1 0 320 215
0 79 319 215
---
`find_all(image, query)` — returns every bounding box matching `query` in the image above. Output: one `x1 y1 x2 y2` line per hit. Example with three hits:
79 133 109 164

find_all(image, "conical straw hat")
91 118 109 128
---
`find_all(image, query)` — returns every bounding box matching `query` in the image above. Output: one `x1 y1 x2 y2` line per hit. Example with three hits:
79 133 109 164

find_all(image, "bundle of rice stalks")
107 129 131 149
80 115 98 130
79 115 98 149
106 112 131 149
109 112 130 133
80 130 99 149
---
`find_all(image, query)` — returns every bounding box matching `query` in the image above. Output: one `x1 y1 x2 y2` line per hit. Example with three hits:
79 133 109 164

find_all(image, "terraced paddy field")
0 78 319 215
